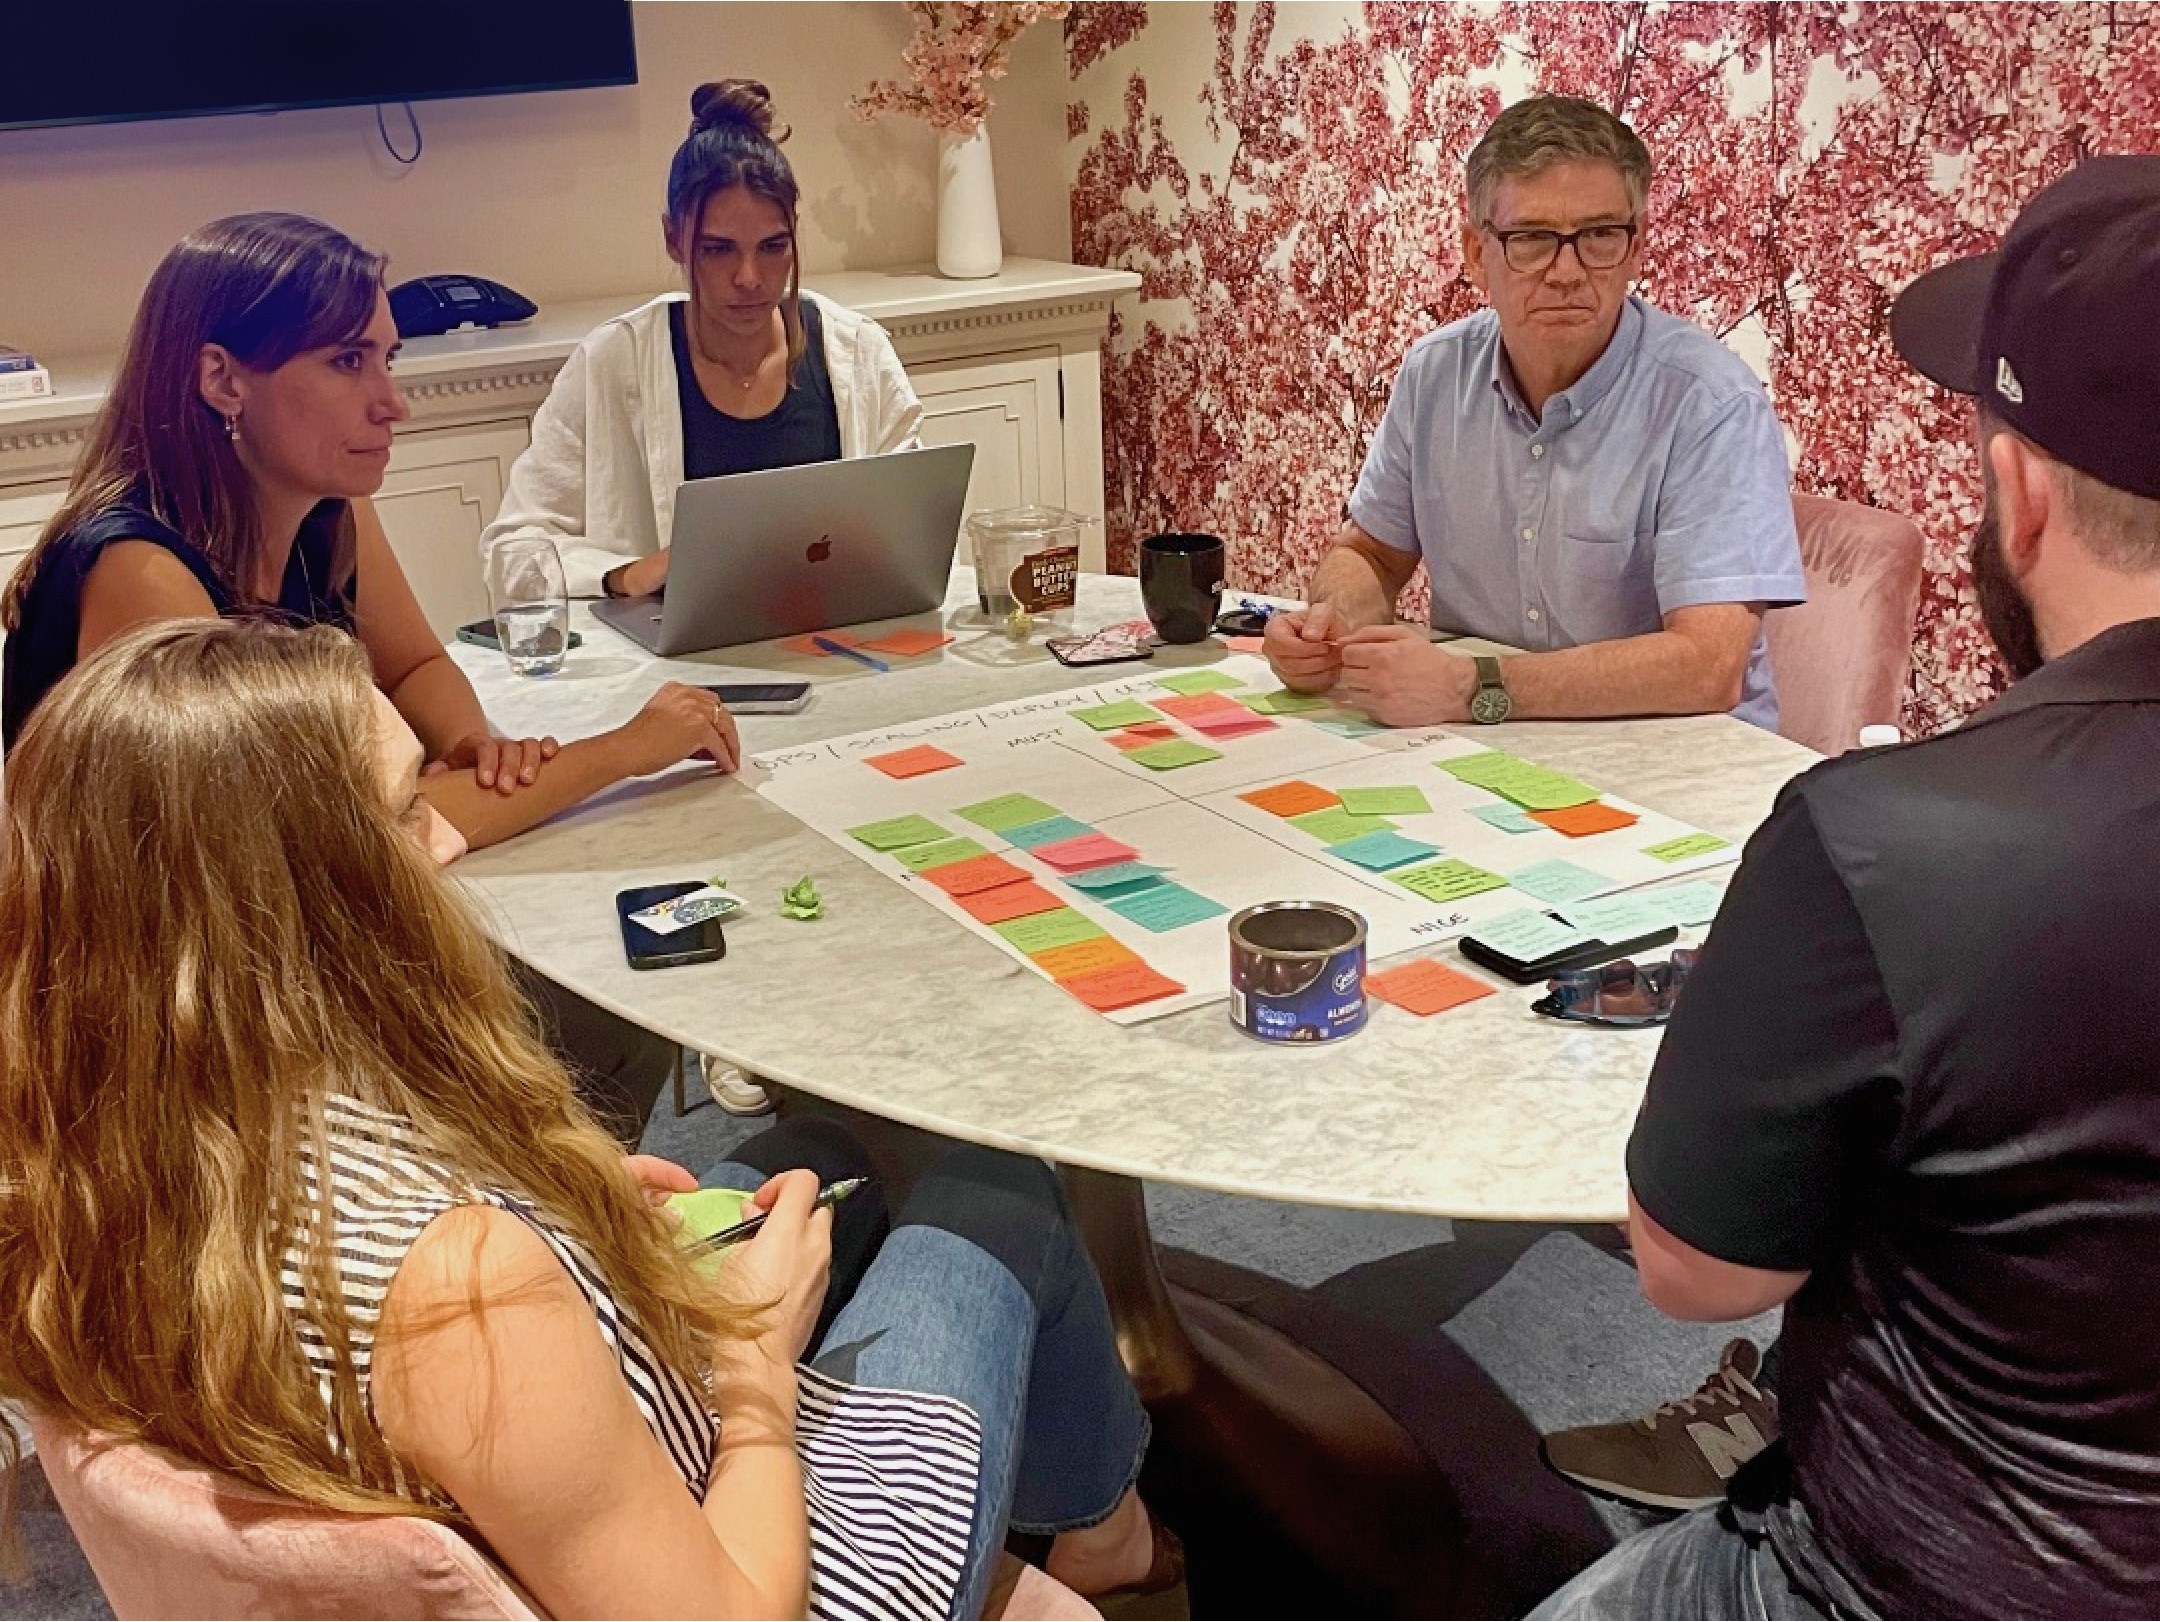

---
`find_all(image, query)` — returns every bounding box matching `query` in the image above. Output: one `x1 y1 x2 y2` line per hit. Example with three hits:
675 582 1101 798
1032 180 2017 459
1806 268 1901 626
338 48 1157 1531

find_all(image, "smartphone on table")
616 883 728 970
702 682 812 714
457 617 582 652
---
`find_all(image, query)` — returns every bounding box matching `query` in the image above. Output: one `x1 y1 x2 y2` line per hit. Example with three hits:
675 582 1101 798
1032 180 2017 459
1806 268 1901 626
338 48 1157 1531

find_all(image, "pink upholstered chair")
28 1411 1100 1620
1765 494 1927 756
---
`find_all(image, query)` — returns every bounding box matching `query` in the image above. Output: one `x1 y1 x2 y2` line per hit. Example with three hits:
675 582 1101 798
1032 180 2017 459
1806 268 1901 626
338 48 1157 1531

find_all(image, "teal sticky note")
1069 699 1162 730
893 836 991 872
1506 858 1611 907
1643 832 1732 863
1002 815 1095 850
847 813 951 851
1313 711 1389 737
956 793 1065 832
1337 785 1432 817
1390 859 1510 904
1559 894 1676 942
1469 802 1543 835
1288 807 1397 845
1328 830 1442 871
1646 880 1725 928
1105 882 1227 933
1241 688 1330 715
1063 862 1169 894
994 907 1108 955
1154 670 1245 696
1464 908 1591 961
1126 739 1223 770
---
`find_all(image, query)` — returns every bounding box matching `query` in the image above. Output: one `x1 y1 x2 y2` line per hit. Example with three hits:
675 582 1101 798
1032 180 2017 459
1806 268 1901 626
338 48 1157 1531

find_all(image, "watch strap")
1474 655 1504 694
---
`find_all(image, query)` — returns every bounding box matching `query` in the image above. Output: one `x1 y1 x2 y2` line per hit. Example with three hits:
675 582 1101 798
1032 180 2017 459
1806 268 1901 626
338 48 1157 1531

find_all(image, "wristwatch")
1469 655 1513 725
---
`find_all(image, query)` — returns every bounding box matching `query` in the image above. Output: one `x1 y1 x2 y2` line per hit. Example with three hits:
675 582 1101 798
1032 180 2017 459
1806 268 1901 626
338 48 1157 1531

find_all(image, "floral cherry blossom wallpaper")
1065 1 2160 733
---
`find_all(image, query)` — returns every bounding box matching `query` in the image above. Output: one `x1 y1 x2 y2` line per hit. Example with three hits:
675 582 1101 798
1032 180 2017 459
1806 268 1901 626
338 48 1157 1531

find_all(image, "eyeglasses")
1531 949 1698 1028
1484 221 1639 275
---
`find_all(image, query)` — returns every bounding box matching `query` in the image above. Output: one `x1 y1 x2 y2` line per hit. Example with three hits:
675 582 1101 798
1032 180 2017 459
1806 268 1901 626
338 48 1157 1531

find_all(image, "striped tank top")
281 1094 982 1619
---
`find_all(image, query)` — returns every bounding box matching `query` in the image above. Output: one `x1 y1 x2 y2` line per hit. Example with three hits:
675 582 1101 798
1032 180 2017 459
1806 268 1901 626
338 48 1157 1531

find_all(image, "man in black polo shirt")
1534 156 2160 1619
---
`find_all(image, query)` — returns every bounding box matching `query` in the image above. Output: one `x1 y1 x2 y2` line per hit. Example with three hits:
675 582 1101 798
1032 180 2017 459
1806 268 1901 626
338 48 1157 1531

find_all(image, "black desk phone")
389 275 538 338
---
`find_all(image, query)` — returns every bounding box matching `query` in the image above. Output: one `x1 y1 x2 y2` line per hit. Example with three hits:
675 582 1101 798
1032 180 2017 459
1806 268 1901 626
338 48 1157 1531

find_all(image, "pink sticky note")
1032 832 1143 872
1224 635 1267 653
865 744 964 779
1188 711 1277 738
1151 692 1249 722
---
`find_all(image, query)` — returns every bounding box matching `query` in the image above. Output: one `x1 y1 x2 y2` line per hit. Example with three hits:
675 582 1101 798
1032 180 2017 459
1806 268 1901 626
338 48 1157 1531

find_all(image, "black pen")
689 1177 872 1253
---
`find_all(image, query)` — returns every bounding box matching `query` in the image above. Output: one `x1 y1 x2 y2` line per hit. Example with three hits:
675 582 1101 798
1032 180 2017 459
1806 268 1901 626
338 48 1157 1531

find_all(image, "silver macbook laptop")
591 443 975 656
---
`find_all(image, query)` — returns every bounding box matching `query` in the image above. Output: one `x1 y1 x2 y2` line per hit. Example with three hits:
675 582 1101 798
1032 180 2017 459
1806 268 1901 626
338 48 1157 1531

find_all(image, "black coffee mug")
1139 532 1226 645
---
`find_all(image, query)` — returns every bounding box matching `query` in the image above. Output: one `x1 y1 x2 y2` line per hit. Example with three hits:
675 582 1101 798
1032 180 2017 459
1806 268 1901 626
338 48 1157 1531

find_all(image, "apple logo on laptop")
805 533 834 564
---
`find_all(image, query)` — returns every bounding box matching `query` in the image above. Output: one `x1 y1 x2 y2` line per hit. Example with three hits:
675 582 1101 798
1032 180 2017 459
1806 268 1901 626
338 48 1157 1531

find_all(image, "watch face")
1471 687 1512 725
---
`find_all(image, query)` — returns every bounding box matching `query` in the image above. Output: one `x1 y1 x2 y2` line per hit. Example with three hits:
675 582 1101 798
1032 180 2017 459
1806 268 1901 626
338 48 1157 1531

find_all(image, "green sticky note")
848 813 951 851
1126 739 1223 770
1469 802 1543 835
1438 751 1598 811
1313 711 1389 737
894 836 991 872
1643 832 1733 863
1069 699 1162 730
1337 785 1432 817
666 1187 755 1245
1646 880 1725 928
1154 670 1245 696
1241 688 1330 715
1506 858 1610 907
994 907 1108 955
1289 807 1398 845
956 793 1064 832
1464 908 1591 961
1438 751 1521 784
1390 859 1510 904
1105 882 1227 933
1558 894 1675 941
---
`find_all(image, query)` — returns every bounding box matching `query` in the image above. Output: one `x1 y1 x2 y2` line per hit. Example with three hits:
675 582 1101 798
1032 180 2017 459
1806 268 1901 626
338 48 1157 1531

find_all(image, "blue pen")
813 635 890 672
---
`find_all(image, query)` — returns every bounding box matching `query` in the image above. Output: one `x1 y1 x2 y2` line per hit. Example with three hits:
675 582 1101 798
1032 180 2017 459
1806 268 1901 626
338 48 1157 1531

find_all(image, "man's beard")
1971 498 2045 680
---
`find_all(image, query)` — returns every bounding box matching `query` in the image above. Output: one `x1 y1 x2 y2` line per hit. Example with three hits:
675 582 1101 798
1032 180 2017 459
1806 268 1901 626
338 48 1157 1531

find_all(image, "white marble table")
450 569 1817 1226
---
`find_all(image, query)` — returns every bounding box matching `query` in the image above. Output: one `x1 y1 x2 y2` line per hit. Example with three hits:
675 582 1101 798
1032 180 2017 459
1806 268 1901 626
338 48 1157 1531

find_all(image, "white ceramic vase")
936 123 1003 279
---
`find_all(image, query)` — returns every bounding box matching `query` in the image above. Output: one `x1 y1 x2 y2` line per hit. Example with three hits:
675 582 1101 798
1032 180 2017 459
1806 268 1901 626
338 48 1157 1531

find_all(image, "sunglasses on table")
1531 949 1699 1029
1483 220 1639 274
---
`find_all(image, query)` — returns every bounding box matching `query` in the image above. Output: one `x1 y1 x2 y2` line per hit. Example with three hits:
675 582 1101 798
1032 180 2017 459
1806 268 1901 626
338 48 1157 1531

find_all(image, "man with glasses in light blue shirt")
1265 95 1805 732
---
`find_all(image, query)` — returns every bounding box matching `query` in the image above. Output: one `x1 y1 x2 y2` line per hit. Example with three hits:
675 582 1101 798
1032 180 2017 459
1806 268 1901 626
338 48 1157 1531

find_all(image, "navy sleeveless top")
669 298 842 480
1 496 355 751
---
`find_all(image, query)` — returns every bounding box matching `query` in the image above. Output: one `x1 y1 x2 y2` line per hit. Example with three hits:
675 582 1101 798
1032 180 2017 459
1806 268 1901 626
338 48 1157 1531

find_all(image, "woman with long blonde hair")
0 619 1177 1619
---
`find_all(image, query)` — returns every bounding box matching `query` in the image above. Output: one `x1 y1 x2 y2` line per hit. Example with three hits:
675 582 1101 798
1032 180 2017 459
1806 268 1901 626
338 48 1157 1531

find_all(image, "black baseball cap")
1890 155 2160 500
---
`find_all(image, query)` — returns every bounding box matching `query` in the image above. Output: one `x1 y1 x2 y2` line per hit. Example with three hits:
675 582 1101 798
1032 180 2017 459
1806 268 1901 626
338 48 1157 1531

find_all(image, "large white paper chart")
745 655 1739 1024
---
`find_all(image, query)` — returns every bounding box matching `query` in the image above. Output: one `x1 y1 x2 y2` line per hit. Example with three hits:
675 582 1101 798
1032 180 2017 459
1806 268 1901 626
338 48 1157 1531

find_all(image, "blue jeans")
1530 1504 1830 1620
704 1121 1152 1619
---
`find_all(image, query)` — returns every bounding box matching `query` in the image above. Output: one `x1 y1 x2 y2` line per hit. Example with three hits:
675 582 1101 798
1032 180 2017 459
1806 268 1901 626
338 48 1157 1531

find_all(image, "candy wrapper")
780 875 824 921
628 883 745 935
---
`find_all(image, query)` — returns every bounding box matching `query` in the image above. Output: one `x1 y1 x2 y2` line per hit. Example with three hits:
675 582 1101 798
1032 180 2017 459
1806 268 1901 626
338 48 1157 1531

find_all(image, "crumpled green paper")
780 874 824 921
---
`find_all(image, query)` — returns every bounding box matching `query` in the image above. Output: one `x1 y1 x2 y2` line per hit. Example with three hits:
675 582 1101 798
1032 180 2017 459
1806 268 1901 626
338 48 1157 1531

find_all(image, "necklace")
695 320 779 393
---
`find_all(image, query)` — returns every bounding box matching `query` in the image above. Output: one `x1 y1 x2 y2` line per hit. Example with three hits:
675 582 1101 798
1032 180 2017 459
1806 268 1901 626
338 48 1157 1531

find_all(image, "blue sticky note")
1002 815 1095 850
1469 803 1543 835
1646 880 1725 928
1063 862 1169 894
1313 712 1389 738
1506 858 1611 907
1463 908 1591 961
1558 894 1674 942
1328 830 1442 871
1106 882 1228 933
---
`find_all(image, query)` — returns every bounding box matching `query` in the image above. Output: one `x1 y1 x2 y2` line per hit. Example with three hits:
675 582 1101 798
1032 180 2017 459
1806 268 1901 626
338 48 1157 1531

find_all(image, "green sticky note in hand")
667 1187 756 1246
848 813 950 851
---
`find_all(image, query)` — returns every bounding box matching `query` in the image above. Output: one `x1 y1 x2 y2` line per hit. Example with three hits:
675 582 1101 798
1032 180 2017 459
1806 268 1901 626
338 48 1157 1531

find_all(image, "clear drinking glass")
485 537 570 677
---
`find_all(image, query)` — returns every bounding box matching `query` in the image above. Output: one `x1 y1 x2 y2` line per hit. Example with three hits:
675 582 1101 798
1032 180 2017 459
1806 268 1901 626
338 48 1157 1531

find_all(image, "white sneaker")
704 1059 775 1117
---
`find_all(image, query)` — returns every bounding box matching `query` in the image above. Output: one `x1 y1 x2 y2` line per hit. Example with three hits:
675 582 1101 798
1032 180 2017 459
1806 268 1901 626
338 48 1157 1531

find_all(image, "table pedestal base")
1064 1168 1469 1617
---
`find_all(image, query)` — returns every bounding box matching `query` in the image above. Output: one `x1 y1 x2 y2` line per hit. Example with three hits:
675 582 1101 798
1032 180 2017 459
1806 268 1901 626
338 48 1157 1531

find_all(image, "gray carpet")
1 1075 1775 1619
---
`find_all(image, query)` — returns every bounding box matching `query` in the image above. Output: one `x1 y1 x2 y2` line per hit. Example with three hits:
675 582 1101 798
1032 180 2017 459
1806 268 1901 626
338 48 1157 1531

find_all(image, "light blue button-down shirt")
1348 296 1805 730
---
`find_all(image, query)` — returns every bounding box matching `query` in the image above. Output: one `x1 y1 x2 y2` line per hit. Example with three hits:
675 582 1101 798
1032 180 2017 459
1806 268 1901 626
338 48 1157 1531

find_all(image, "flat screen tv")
0 2 638 133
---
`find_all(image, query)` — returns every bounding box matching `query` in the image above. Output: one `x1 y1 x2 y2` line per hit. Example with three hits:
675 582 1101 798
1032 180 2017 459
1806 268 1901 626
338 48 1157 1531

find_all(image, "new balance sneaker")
704 1060 776 1117
1540 1339 1780 1511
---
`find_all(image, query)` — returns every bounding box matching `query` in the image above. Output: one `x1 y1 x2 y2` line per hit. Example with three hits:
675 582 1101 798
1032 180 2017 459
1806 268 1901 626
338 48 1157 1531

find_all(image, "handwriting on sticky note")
1032 936 1144 981
1644 880 1724 928
847 813 951 851
1105 882 1227 933
953 880 1065 925
1126 739 1223 770
1062 861 1168 893
1061 961 1187 1011
1241 688 1330 715
1390 859 1510 904
1643 832 1732 862
1337 785 1432 817
994 907 1109 955
1557 894 1675 942
1463 908 1591 961
1033 832 1143 872
918 853 1033 896
865 743 964 779
955 793 1064 832
1469 802 1543 835
1150 692 1248 722
1506 858 1612 906
1238 780 1341 818
1070 699 1162 730
1439 751 1598 810
894 836 990 872
1289 806 1397 845
1328 830 1442 870
1154 670 1245 696
1531 802 1640 837
857 628 954 657
1001 815 1097 851
1364 958 1498 1017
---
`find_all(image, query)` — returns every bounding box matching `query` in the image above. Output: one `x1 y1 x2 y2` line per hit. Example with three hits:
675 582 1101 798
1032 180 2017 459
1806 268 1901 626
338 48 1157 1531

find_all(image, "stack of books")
0 346 53 401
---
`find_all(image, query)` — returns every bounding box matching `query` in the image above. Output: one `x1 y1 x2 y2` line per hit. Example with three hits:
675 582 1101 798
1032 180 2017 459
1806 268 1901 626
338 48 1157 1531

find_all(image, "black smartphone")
616 883 727 971
457 617 581 652
1458 919 1680 985
702 682 812 714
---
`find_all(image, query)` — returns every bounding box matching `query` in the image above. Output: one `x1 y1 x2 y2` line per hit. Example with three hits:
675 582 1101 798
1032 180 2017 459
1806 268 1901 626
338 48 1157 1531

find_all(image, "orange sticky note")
1060 961 1187 1011
1223 635 1266 653
1151 692 1248 722
858 628 955 657
1238 780 1342 818
1033 936 1143 982
1531 802 1641 837
953 880 1064 925
919 853 1033 896
1364 958 1497 1017
865 744 964 779
781 630 861 656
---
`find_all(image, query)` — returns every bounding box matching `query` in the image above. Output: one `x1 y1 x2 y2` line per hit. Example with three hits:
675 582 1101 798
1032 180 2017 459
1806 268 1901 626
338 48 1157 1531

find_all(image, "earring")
225 413 241 443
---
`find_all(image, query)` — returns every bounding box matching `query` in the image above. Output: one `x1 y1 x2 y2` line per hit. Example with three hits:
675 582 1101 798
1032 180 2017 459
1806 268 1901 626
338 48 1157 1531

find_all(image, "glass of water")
485 537 570 677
